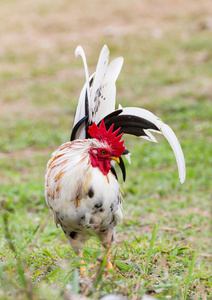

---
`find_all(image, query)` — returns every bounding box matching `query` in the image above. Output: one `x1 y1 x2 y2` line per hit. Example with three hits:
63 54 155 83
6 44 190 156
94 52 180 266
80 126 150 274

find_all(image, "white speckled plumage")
45 139 122 253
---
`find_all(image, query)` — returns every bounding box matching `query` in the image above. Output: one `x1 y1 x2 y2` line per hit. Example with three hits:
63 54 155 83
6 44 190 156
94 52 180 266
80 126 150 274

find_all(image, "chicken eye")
101 150 107 155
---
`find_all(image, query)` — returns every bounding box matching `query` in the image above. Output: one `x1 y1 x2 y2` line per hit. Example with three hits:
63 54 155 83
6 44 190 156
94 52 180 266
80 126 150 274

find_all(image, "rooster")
45 45 186 274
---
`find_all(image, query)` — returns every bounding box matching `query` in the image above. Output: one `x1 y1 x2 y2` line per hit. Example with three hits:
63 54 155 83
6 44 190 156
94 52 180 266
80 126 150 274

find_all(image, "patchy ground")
0 0 212 299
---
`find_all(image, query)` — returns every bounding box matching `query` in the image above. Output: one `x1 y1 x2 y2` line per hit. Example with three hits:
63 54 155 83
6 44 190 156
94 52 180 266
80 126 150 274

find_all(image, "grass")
0 0 212 299
145 224 158 275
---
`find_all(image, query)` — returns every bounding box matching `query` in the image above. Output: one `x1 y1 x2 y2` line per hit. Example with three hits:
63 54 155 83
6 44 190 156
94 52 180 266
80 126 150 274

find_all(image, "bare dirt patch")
1 0 212 52
0 147 53 160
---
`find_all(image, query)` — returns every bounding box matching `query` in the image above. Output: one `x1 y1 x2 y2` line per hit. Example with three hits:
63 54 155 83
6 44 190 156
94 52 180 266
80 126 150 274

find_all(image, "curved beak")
110 157 120 164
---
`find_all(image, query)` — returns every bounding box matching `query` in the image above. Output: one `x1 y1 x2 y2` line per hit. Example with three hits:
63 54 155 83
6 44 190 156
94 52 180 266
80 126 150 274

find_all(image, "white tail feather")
75 46 90 104
73 45 186 184
74 73 95 139
92 57 123 124
74 45 123 126
120 107 186 183
125 152 131 164
160 124 186 183
74 46 91 128
89 46 123 124
90 45 109 121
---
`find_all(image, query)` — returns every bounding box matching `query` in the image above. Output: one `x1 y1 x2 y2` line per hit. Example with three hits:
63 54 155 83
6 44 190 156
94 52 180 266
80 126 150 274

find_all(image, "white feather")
74 46 123 127
143 129 158 143
125 152 131 164
120 107 186 183
89 46 123 124
90 45 110 121
93 57 123 124
75 46 90 102
73 73 95 139
74 46 91 126
159 124 186 184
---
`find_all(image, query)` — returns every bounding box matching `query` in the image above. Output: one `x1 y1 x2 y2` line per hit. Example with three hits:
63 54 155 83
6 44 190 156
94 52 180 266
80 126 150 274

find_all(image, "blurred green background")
0 0 211 299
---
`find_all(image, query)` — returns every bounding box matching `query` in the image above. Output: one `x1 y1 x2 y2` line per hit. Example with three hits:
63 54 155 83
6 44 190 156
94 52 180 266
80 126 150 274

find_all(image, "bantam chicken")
45 45 186 274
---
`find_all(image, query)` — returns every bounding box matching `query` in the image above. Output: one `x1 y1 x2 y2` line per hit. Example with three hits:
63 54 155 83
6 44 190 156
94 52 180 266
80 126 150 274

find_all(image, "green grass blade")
72 269 79 295
93 253 107 289
115 260 132 271
184 252 196 299
145 224 157 274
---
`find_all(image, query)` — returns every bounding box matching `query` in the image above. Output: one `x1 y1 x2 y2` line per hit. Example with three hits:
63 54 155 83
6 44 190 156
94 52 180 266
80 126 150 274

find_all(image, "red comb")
88 120 125 157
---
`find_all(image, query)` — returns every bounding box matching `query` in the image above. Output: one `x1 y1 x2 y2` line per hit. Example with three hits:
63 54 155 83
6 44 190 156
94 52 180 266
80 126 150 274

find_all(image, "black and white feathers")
71 45 186 184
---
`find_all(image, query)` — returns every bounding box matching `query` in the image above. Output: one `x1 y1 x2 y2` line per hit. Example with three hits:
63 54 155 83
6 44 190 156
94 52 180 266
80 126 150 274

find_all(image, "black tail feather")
111 157 126 182
119 156 126 182
102 113 160 137
111 167 118 180
70 116 88 141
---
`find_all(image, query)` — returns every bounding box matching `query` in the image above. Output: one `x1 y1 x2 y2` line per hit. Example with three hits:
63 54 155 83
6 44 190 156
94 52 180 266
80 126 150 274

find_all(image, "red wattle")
89 153 111 175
